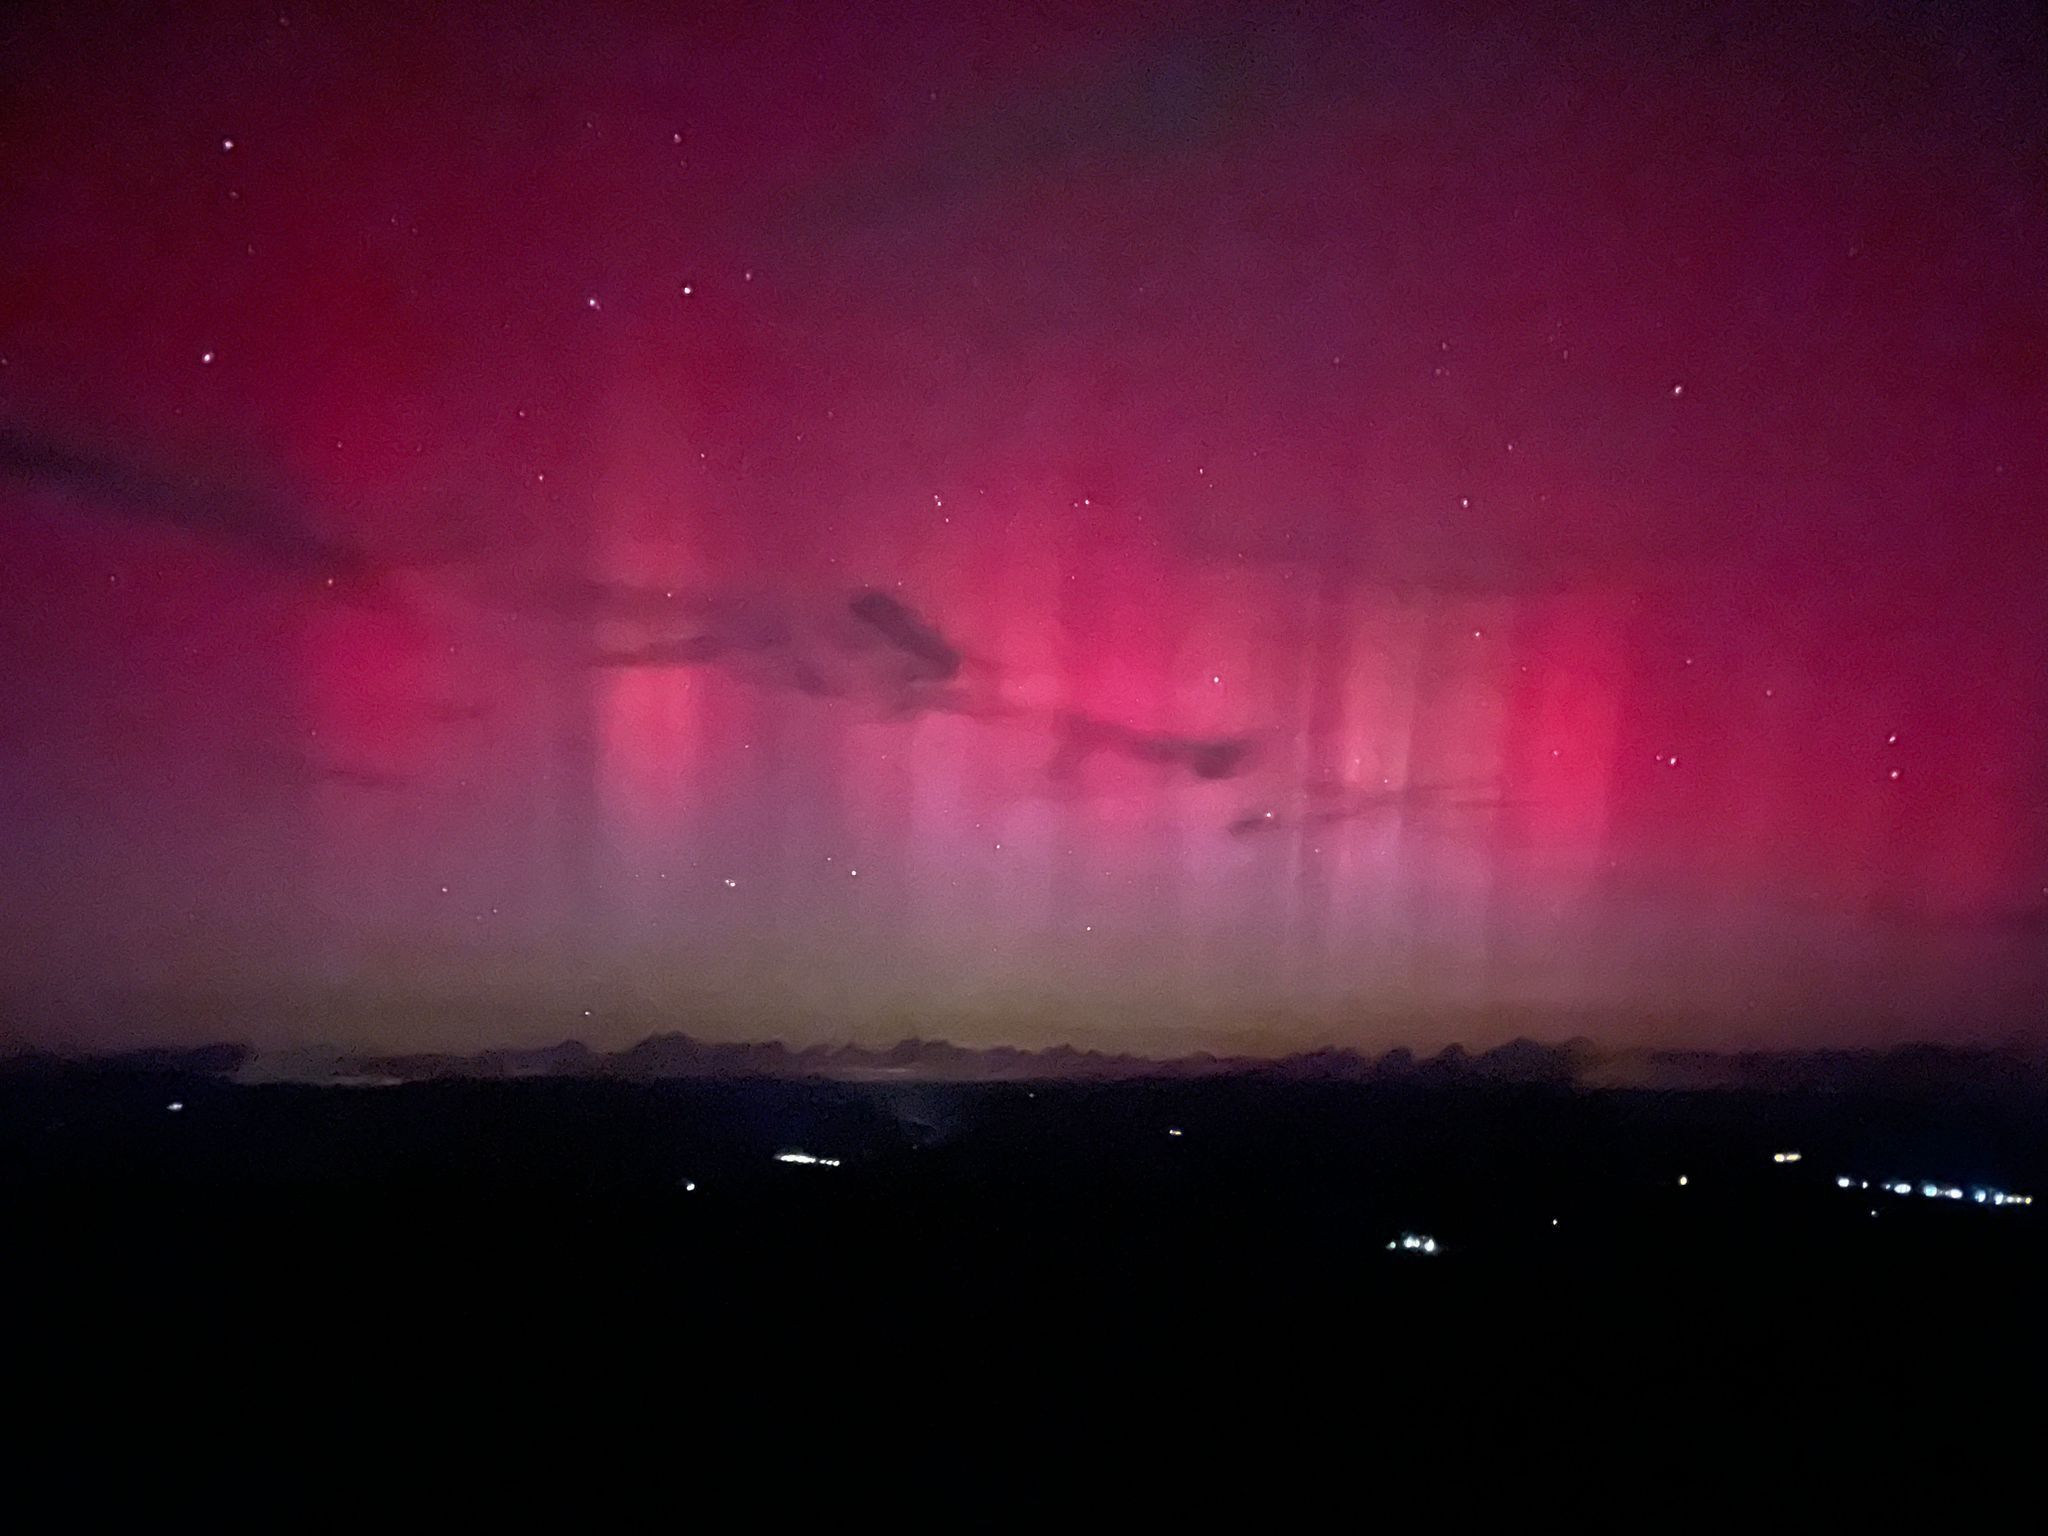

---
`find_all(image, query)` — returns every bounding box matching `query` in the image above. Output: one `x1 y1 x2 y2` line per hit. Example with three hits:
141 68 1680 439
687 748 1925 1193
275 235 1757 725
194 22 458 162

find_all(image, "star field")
0 0 2044 1053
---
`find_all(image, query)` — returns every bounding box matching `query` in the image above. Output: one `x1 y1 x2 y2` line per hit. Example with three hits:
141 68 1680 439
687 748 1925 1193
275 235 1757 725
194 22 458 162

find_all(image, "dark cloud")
569 579 1259 784
580 593 847 702
0 422 389 598
1050 714 1258 783
848 590 963 685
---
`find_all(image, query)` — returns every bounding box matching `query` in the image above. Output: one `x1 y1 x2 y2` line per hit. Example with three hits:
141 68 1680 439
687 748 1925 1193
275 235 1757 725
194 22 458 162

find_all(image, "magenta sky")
2 1 2044 1053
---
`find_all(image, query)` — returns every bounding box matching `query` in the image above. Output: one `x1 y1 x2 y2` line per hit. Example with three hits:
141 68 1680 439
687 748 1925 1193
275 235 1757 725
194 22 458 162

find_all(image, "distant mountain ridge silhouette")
6 1033 2042 1096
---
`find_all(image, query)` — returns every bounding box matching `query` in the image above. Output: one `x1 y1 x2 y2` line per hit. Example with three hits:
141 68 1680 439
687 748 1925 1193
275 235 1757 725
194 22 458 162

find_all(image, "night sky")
3 0 2045 1054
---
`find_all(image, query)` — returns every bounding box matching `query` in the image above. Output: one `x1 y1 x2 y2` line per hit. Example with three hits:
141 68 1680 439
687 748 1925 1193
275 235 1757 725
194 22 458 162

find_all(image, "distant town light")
774 1151 841 1168
1846 1175 2032 1210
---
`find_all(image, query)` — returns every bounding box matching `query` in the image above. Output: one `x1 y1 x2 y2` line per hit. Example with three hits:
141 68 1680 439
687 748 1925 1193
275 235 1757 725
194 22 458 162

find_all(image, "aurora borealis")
2 0 2044 1053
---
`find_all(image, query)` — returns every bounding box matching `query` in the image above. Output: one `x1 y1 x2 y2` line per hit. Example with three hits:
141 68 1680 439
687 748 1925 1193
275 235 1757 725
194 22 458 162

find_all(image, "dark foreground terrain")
6 1058 2045 1477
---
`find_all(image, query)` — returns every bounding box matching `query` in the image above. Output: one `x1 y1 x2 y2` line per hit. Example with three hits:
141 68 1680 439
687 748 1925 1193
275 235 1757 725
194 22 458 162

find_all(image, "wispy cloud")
796 11 1361 233
1227 780 1515 836
562 578 1261 784
1864 895 2048 939
847 589 964 685
1049 713 1259 782
0 422 390 598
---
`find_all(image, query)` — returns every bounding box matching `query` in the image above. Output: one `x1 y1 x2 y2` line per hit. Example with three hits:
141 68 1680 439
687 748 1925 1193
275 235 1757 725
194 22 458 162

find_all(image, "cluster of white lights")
1386 1234 1440 1255
773 1151 841 1168
1772 1151 1803 1163
1836 1175 2031 1207
1167 1127 1184 1137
